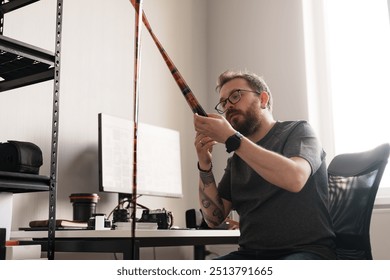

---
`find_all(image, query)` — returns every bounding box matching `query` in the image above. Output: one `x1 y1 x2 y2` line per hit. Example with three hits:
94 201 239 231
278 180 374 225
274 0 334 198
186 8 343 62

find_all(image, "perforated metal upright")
0 0 63 260
47 0 63 260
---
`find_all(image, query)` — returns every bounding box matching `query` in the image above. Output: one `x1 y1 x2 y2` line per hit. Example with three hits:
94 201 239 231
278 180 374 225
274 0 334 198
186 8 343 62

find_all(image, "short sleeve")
283 121 325 175
217 157 233 202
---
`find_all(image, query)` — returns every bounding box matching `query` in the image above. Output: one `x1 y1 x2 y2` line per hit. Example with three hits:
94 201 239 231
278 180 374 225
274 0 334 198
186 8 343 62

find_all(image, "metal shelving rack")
0 0 63 260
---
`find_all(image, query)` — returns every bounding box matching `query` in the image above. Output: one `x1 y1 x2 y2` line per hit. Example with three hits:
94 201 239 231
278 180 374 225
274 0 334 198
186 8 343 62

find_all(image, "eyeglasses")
214 89 260 114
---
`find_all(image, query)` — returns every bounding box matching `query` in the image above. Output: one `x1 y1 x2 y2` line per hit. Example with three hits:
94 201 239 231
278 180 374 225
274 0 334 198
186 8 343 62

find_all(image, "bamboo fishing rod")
131 0 143 260
129 0 207 117
128 0 207 259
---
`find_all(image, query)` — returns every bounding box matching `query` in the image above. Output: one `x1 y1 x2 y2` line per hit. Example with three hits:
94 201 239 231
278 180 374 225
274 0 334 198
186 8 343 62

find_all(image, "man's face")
219 78 262 136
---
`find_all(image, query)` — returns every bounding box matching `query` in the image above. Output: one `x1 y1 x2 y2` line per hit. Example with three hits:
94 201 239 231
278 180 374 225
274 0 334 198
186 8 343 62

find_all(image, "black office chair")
328 143 390 259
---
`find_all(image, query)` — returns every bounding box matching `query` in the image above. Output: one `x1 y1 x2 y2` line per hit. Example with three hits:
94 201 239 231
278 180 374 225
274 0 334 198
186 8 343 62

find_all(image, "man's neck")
248 115 276 142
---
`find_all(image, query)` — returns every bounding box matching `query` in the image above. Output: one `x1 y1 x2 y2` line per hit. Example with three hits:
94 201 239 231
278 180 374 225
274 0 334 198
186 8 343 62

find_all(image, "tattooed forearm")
199 177 226 226
202 210 223 227
201 199 211 208
200 197 225 227
213 208 224 221
199 170 215 187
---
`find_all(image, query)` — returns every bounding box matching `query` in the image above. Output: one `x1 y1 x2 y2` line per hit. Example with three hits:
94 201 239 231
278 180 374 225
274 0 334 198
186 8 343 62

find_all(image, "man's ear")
259 91 269 109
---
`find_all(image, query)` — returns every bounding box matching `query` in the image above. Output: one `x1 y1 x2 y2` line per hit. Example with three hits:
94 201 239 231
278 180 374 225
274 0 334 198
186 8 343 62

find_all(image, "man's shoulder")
272 120 315 142
276 120 308 131
260 120 313 147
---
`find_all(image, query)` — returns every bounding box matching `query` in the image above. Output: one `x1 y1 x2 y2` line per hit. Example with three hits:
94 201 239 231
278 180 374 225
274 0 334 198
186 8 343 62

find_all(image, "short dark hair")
216 70 273 110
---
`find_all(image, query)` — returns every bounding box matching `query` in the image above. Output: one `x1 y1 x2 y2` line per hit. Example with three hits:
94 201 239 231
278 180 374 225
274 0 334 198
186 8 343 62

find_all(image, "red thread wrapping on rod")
129 0 207 116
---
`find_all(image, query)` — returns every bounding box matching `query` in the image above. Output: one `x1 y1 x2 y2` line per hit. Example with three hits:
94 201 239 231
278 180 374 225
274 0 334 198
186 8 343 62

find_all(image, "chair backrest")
328 143 390 259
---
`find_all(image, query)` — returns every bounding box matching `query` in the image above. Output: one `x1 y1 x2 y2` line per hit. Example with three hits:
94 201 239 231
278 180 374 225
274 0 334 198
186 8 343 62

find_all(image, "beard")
226 102 261 137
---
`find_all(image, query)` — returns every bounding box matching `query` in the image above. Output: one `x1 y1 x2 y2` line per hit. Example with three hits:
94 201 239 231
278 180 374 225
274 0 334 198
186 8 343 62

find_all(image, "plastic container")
69 193 100 222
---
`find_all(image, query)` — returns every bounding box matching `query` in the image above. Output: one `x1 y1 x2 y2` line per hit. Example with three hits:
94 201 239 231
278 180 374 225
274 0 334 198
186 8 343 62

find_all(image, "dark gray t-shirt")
218 121 336 259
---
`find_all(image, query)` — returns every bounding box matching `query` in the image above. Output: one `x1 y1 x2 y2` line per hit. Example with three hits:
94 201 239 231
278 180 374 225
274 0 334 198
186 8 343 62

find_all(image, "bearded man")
193 70 336 260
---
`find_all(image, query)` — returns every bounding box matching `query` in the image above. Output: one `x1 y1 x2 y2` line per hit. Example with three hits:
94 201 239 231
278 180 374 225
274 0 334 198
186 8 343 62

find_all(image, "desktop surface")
12 228 240 239
11 228 240 260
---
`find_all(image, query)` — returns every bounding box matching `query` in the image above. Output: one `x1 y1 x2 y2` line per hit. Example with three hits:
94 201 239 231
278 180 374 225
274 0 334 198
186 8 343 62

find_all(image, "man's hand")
194 113 236 144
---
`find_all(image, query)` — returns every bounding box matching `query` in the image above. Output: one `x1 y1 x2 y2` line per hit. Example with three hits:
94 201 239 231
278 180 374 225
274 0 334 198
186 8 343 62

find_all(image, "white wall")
2 0 207 260
2 0 389 260
206 0 309 183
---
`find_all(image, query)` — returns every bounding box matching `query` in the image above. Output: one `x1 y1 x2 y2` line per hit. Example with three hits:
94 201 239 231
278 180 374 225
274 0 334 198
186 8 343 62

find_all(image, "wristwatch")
225 132 243 153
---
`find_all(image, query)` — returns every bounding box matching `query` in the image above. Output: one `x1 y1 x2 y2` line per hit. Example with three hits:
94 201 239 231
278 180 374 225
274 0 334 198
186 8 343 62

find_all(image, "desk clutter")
139 209 173 229
28 219 88 230
23 193 111 231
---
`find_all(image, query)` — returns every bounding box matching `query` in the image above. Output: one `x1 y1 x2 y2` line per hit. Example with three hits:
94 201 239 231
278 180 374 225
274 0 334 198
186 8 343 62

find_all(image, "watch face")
225 132 242 153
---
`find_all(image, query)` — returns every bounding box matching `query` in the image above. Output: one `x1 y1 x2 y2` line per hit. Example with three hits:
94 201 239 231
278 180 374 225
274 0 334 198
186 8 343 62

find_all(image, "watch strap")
225 132 243 153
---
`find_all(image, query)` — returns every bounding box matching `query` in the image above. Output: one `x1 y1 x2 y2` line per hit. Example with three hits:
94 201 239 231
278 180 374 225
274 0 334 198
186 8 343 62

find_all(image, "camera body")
139 208 173 229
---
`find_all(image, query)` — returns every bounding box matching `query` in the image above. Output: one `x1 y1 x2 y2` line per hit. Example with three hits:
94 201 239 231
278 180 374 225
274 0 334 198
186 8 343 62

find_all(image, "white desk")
11 229 240 259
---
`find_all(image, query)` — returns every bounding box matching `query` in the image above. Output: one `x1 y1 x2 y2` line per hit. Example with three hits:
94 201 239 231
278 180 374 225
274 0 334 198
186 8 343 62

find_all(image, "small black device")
113 208 130 223
139 208 173 229
186 209 210 229
225 132 243 153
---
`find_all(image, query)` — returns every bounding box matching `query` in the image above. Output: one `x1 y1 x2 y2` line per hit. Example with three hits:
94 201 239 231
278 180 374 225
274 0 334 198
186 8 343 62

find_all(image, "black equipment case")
0 140 43 174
